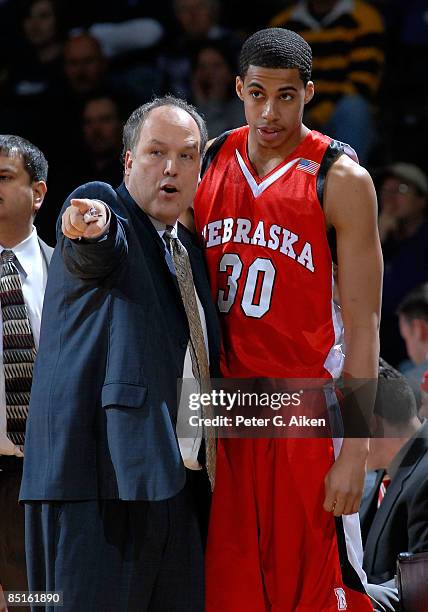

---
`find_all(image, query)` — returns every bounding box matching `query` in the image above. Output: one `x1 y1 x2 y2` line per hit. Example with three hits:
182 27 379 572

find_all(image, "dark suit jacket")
20 182 220 502
362 420 428 584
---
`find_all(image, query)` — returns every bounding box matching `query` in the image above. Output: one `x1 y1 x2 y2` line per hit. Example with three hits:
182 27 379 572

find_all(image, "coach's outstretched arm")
323 154 383 517
59 182 128 280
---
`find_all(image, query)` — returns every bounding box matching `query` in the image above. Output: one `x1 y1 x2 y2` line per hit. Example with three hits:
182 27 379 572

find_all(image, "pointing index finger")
70 198 93 214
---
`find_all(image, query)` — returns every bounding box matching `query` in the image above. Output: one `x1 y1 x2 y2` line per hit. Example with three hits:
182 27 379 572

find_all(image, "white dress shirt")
0 228 48 456
150 217 209 470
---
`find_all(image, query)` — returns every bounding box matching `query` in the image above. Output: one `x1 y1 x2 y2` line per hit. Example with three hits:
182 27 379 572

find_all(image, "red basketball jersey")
194 126 344 379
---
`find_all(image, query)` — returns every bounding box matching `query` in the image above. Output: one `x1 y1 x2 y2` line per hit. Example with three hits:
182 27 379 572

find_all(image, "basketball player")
193 29 383 611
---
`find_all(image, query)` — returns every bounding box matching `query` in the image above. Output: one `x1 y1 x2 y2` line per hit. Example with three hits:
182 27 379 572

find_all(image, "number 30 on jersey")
217 253 276 319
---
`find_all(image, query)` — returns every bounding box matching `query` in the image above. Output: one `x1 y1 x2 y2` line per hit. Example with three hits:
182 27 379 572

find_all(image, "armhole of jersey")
317 140 351 265
201 130 232 178
316 140 345 208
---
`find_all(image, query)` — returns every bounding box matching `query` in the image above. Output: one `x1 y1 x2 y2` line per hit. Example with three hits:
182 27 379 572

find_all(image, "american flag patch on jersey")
296 158 320 175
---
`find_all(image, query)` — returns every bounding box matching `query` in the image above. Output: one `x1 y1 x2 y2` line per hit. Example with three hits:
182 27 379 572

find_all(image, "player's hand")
61 198 108 240
0 583 8 612
323 439 368 516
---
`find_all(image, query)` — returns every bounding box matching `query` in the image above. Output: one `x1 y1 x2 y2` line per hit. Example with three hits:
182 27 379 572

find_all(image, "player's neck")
247 125 310 178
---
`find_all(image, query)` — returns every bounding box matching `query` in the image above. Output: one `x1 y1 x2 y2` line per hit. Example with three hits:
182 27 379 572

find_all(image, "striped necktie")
164 227 216 489
377 472 391 509
0 250 36 452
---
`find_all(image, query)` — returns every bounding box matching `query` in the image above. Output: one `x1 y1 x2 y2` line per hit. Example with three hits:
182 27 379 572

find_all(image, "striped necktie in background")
164 227 216 490
0 250 36 452
377 471 391 509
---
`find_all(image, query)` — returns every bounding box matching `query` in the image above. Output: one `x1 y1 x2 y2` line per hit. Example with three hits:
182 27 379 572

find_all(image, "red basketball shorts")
206 437 373 611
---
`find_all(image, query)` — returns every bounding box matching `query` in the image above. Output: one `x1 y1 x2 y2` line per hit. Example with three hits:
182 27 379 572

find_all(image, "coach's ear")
124 150 133 177
236 76 244 101
32 180 47 214
304 81 314 105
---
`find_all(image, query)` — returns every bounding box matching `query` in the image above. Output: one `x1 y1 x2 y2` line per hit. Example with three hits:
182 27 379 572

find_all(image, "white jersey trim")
324 271 345 379
325 389 369 592
235 149 300 198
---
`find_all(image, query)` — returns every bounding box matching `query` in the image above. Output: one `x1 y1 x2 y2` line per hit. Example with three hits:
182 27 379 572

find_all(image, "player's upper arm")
324 156 383 350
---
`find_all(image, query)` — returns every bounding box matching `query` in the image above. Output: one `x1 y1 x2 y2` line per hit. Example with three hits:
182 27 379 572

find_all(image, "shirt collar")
148 215 178 239
0 227 39 278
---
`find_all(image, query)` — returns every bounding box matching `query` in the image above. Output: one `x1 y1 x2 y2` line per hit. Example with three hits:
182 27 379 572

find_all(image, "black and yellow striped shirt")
270 0 385 126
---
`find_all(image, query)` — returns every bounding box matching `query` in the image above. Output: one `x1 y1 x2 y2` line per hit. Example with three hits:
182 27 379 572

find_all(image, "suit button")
180 339 188 349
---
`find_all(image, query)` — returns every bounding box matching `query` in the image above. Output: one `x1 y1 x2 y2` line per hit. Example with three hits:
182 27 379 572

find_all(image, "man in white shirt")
0 135 52 608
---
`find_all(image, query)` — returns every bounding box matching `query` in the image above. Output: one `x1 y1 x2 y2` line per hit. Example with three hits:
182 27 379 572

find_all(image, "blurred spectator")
80 94 124 185
376 0 428 166
359 360 427 605
191 42 245 137
35 93 125 246
377 163 428 366
378 164 428 245
158 0 241 99
8 0 64 98
43 33 115 160
270 0 385 164
89 19 162 60
32 34 111 242
0 0 65 149
57 0 170 32
175 0 224 39
397 283 428 408
6 0 64 96
63 32 107 96
90 19 165 105
60 30 152 110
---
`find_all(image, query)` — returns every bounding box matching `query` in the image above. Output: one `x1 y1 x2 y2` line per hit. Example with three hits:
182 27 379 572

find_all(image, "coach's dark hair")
397 282 428 323
374 358 418 425
239 28 312 85
0 135 48 182
122 96 208 161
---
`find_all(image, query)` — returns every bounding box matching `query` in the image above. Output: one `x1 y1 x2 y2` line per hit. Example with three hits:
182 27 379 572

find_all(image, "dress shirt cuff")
75 201 112 243
0 432 24 457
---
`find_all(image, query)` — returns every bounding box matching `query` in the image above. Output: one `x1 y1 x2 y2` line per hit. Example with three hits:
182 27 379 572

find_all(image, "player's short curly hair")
239 28 312 85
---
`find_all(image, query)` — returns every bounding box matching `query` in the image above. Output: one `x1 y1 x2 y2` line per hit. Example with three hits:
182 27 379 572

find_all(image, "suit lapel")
38 237 54 267
180 230 206 301
360 469 384 545
115 183 183 301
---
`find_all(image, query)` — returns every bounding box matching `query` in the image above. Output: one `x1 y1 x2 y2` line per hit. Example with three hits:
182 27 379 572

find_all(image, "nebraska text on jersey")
202 217 315 273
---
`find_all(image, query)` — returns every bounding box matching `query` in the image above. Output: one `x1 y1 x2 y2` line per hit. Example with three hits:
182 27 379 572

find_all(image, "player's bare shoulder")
324 153 378 230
